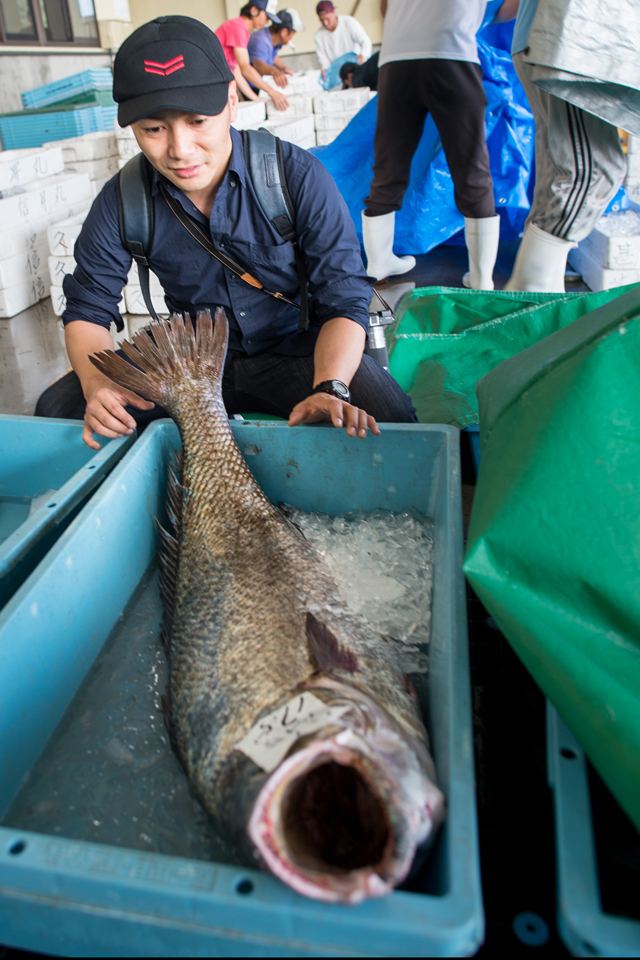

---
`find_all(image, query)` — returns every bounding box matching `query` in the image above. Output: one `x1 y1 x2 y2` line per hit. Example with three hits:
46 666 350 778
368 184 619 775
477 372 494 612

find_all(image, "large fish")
91 310 445 904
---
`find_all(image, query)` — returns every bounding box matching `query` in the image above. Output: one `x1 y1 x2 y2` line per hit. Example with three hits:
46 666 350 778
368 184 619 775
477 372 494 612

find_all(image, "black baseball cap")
113 16 235 127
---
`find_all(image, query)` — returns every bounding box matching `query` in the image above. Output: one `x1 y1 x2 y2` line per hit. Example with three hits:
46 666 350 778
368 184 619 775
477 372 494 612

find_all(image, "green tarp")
464 283 640 832
387 285 634 428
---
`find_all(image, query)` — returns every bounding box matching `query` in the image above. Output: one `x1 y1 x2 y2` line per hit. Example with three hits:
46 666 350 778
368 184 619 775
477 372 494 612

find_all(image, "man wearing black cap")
37 16 416 448
248 9 303 88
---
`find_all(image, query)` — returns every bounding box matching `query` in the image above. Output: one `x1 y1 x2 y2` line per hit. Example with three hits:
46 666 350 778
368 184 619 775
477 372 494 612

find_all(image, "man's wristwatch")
312 380 351 404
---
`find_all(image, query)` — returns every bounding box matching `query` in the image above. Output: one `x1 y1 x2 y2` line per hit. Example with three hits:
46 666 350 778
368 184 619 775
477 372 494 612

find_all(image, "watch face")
332 381 350 400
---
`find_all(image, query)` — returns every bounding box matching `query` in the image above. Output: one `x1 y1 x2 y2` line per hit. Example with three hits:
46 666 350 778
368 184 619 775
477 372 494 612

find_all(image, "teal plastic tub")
547 704 640 957
0 420 482 957
0 415 133 609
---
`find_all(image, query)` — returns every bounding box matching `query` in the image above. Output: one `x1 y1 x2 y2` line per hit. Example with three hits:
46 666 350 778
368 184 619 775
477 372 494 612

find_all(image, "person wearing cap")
340 51 379 91
215 1 288 110
35 16 417 446
248 9 303 89
315 2 372 77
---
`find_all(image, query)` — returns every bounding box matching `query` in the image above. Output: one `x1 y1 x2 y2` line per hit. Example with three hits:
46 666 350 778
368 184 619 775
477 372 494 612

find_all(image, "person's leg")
227 352 417 423
362 60 426 280
506 52 627 292
422 59 499 290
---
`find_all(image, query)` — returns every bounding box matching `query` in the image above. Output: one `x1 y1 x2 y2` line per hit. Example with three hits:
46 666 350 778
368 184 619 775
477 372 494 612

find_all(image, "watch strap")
312 380 351 403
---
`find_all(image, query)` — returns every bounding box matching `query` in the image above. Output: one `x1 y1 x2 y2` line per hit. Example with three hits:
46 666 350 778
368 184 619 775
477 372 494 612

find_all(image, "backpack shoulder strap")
116 152 161 323
241 128 309 331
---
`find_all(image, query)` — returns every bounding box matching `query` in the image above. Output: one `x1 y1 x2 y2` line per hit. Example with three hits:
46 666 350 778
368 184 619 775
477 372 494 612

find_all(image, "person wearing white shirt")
314 1 372 75
362 0 505 289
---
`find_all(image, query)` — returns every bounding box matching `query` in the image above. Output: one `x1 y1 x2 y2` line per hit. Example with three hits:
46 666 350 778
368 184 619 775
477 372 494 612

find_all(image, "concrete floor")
0 239 587 419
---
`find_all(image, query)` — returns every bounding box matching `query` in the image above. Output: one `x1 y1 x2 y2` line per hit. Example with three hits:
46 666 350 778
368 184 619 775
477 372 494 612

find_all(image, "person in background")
248 9 305 89
215 0 289 110
340 51 379 91
504 0 627 292
314 1 372 78
362 0 502 289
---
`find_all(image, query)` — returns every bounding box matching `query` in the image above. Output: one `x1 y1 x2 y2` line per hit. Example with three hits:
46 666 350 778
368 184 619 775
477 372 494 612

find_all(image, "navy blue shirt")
63 127 373 357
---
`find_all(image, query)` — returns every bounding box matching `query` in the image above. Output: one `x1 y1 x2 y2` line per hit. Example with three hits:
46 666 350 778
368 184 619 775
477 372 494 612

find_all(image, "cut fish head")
247 690 445 904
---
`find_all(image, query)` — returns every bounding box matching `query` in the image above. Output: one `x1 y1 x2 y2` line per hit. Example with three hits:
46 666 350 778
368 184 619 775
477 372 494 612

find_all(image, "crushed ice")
597 210 640 237
287 508 433 674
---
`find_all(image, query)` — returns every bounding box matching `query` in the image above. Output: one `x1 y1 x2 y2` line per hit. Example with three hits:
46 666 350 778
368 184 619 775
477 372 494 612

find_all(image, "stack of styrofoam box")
124 264 166 315
312 86 370 145
115 121 141 170
259 70 322 101
0 145 93 317
260 114 316 150
45 130 120 198
568 209 640 290
232 99 267 130
624 134 640 204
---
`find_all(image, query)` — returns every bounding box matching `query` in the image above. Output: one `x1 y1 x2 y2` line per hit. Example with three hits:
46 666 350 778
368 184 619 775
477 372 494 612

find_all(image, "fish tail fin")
89 308 229 410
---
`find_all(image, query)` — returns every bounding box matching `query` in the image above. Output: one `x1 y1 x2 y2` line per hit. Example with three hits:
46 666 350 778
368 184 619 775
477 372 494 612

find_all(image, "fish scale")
90 308 445 903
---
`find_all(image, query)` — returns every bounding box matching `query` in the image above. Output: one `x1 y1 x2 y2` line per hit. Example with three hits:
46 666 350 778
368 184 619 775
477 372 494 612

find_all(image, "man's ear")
228 80 239 123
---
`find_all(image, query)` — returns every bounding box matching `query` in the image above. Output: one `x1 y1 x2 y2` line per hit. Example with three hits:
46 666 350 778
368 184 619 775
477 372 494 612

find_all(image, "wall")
0 50 112 114
129 0 381 55
129 0 226 34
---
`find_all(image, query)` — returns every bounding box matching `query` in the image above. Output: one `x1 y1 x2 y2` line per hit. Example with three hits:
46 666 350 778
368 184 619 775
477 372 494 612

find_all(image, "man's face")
275 27 294 45
251 7 268 29
319 11 338 30
132 83 238 194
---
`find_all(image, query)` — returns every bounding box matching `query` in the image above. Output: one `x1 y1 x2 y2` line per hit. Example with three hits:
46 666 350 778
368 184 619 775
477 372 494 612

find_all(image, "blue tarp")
312 8 535 256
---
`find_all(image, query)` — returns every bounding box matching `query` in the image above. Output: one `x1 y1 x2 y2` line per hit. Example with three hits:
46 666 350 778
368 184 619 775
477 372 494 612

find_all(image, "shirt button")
247 339 252 344
230 179 237 187
229 274 235 280
239 311 246 317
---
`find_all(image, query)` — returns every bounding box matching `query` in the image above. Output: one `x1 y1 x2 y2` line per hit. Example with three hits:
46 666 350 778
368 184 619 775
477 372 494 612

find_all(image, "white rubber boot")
505 222 576 293
362 211 416 281
462 215 500 290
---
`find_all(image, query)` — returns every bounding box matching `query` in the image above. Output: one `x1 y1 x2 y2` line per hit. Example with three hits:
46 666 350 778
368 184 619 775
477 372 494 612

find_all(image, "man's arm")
232 64 261 100
348 16 372 61
273 55 294 74
493 0 519 22
235 47 289 109
65 320 154 450
288 317 380 438
251 57 289 87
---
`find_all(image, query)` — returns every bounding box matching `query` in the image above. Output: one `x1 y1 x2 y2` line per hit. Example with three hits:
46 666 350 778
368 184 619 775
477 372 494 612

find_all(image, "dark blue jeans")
35 349 418 426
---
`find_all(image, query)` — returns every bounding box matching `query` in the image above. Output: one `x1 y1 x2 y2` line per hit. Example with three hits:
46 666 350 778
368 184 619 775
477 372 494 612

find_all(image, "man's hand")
269 87 289 110
82 380 154 451
288 392 380 439
357 54 364 64
273 69 289 88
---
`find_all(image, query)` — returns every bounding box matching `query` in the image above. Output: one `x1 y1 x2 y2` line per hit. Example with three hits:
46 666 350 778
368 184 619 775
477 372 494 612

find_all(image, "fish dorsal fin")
306 612 358 674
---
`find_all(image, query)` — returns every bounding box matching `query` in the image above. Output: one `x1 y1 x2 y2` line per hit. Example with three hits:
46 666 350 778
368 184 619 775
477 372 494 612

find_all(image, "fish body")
91 310 444 903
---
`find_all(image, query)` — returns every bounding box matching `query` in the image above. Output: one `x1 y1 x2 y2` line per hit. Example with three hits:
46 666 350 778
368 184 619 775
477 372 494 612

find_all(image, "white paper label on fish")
236 693 351 773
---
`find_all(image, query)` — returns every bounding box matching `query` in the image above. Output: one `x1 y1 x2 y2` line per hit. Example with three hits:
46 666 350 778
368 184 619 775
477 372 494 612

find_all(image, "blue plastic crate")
0 420 482 957
0 415 134 609
547 703 640 957
21 69 113 109
0 105 118 150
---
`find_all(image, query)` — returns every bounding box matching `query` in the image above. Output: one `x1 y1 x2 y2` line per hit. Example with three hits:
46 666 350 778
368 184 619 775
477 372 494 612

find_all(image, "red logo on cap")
144 55 185 76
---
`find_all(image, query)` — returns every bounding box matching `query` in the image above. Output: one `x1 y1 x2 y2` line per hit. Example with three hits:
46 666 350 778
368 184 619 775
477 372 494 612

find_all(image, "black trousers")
35 350 418 425
365 58 495 219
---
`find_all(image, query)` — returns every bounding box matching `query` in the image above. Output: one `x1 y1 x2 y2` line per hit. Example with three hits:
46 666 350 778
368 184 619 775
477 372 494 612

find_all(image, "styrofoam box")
296 133 317 150
0 200 89 262
48 254 75 284
580 222 640 270
0 145 64 193
51 284 125 318
0 173 92 232
266 95 313 119
260 73 314 97
316 128 340 146
114 121 136 140
261 114 314 145
47 209 90 257
0 272 50 318
625 176 640 202
312 87 370 114
569 244 640 291
117 138 141 161
91 176 112 197
0 243 48 290
124 285 166 315
44 131 117 163
63 155 120 182
231 100 267 131
314 110 357 131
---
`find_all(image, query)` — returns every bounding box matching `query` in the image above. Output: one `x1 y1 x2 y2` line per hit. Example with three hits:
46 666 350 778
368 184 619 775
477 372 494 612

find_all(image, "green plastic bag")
387 285 633 428
464 283 640 831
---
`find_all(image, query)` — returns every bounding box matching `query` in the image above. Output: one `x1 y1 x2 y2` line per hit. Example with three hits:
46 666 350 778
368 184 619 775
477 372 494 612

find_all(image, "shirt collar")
148 126 247 199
